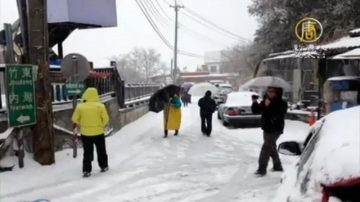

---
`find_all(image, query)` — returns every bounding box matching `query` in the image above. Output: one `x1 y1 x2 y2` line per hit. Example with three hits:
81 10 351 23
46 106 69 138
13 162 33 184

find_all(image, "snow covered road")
0 103 309 202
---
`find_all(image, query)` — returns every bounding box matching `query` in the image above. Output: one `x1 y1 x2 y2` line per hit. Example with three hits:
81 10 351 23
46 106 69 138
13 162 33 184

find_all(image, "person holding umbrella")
148 85 182 138
252 86 288 177
164 93 182 138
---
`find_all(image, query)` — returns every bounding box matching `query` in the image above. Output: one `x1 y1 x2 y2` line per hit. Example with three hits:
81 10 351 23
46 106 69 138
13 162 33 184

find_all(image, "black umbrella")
149 85 180 113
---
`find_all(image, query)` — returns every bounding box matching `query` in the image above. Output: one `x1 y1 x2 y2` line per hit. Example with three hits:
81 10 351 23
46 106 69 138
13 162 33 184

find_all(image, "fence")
50 66 161 108
124 84 160 101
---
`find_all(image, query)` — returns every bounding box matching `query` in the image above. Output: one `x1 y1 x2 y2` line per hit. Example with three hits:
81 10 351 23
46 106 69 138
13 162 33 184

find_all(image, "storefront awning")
332 48 360 60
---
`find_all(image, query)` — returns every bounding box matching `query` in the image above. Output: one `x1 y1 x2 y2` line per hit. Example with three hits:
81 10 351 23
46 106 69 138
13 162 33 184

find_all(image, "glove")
73 126 80 140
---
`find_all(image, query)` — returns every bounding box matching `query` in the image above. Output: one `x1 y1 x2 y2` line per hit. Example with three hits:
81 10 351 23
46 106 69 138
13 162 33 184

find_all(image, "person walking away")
72 88 110 177
251 87 287 177
164 94 182 138
198 91 217 136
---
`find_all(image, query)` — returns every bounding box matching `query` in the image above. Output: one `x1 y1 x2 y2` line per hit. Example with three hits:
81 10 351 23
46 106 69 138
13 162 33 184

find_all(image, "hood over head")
81 88 100 102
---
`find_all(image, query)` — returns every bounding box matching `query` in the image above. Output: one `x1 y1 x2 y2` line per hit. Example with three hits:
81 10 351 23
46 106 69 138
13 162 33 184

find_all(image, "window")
298 120 325 176
297 120 325 194
210 65 217 73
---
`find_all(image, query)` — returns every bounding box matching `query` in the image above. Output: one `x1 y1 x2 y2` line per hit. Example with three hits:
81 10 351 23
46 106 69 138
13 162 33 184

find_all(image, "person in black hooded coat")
198 91 216 136
251 87 288 176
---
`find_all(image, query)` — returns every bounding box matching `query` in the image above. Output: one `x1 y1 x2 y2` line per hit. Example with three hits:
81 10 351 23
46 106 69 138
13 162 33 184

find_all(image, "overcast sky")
0 0 258 70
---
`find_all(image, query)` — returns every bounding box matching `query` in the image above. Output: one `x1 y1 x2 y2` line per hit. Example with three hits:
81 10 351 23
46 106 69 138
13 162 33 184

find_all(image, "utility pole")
26 0 55 165
170 0 183 84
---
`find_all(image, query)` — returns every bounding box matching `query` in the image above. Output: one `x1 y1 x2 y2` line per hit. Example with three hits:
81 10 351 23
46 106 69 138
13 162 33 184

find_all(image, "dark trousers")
258 132 282 171
201 115 212 135
81 134 108 173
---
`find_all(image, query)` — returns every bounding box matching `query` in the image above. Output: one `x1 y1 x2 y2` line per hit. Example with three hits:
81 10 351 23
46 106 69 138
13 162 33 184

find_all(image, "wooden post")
27 0 55 165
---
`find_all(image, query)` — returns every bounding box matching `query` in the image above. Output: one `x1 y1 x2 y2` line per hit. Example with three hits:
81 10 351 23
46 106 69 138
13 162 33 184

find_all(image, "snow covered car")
273 106 360 202
213 88 233 105
217 91 261 127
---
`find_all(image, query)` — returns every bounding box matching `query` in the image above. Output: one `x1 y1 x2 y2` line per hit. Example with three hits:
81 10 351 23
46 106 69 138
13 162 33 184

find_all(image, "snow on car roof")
225 91 258 107
219 83 232 87
327 76 360 81
311 106 360 185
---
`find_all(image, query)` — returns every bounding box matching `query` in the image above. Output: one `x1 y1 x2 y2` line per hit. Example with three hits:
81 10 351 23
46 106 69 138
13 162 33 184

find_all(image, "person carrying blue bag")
164 94 182 138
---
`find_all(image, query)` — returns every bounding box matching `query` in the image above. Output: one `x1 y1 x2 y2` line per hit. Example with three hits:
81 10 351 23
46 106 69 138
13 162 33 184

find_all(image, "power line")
143 0 170 27
136 0 173 49
154 0 173 21
180 10 239 41
153 0 237 46
136 0 209 59
182 7 250 43
184 7 249 42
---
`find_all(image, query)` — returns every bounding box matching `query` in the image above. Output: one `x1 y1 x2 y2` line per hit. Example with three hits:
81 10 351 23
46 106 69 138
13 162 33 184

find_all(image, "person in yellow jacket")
164 94 182 138
72 88 110 177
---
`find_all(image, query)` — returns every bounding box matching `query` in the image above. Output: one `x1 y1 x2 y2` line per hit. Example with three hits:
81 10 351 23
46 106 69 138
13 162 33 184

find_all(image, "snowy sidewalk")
0 103 309 202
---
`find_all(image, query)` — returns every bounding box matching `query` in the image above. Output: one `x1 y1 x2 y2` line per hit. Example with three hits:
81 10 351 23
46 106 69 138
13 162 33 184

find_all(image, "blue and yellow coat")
164 95 182 130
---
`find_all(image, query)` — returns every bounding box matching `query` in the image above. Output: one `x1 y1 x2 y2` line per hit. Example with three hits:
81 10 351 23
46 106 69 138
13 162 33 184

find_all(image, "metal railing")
124 83 160 101
50 66 161 108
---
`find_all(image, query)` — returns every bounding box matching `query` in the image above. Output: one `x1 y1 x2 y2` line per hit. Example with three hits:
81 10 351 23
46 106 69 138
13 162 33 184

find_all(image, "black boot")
255 164 267 177
255 169 266 177
164 130 168 138
271 164 284 172
174 130 178 136
101 167 109 173
83 172 91 178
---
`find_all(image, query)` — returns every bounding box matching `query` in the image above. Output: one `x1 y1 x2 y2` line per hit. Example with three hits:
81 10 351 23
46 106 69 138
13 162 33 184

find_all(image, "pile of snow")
188 82 218 96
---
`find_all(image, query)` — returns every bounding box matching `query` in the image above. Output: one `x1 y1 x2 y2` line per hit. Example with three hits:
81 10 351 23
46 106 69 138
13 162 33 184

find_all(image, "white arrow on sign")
17 115 30 123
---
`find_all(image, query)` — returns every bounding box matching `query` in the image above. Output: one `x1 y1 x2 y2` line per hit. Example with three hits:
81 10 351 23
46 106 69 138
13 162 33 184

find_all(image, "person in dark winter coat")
251 87 288 176
198 91 217 136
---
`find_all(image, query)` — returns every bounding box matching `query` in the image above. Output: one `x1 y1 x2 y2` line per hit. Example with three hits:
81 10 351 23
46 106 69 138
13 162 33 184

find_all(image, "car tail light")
226 108 240 116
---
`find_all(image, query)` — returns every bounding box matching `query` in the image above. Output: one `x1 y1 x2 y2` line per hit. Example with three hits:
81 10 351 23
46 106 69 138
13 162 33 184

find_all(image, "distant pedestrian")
164 94 182 138
72 88 110 177
181 93 189 107
198 91 217 136
252 87 287 177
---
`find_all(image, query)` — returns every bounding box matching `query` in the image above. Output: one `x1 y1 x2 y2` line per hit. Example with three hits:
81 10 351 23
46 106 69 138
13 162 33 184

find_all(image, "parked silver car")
217 91 261 127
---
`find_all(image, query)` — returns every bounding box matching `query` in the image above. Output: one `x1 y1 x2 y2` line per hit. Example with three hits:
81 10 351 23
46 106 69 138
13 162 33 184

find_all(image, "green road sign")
5 65 37 127
65 82 85 96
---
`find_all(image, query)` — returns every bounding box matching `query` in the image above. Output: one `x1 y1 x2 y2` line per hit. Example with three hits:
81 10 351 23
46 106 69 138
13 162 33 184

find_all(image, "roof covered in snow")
319 36 360 51
332 48 360 59
264 50 320 61
327 76 360 81
349 28 360 37
265 29 360 61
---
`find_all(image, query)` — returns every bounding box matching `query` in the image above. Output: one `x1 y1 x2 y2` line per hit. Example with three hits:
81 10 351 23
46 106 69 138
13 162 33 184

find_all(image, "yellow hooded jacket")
71 88 110 136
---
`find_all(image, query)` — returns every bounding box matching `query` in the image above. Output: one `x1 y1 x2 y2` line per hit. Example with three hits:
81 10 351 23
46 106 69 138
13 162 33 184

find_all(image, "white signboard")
47 0 117 27
340 91 358 101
